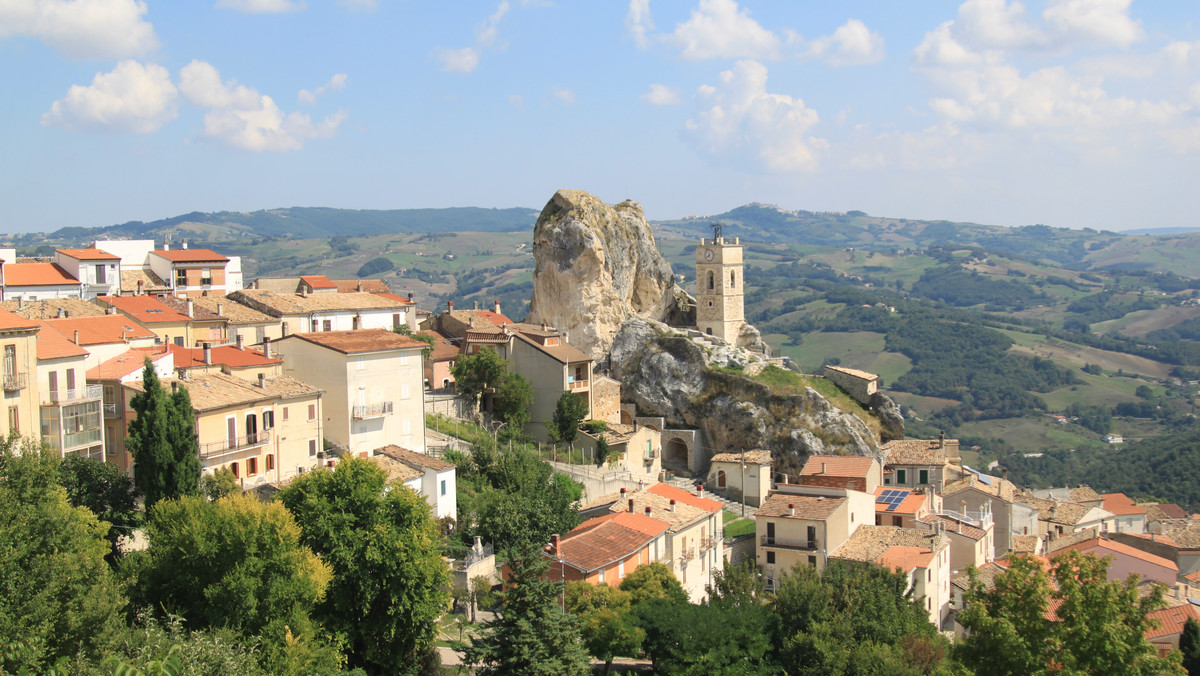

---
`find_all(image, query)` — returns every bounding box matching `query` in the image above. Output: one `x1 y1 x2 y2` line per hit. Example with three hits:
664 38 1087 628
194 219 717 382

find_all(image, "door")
766 521 775 544
807 525 816 548
246 414 258 444
66 369 75 398
48 371 58 401
227 416 237 449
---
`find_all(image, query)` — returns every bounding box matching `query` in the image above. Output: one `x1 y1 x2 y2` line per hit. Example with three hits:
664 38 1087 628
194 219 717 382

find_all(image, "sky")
3 1 1200 234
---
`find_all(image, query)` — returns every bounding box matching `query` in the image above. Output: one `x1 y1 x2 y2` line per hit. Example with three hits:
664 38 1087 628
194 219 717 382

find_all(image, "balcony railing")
760 535 818 551
567 379 590 391
103 402 119 418
700 535 717 553
352 402 394 419
678 546 696 563
62 426 103 451
47 384 103 404
199 430 271 459
3 371 27 392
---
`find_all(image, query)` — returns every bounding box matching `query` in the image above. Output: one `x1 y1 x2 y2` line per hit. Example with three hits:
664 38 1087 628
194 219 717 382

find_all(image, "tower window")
707 271 715 290
731 271 736 288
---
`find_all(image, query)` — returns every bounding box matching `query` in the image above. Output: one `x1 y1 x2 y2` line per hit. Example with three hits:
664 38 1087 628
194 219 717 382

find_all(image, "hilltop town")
3 190 1198 674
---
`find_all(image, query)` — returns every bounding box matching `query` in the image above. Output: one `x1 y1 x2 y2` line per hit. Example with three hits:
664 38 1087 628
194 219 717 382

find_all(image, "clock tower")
695 223 745 345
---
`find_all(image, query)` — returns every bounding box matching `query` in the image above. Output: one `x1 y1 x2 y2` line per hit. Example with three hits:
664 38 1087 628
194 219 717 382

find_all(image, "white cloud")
1043 0 1142 48
437 47 480 73
477 1 510 48
626 0 654 49
179 60 345 152
913 21 982 67
42 60 177 133
298 73 347 104
339 0 377 10
929 0 1143 55
805 19 884 67
684 59 823 171
215 0 305 13
642 83 681 106
667 0 781 61
954 0 1043 50
0 0 158 59
552 87 576 104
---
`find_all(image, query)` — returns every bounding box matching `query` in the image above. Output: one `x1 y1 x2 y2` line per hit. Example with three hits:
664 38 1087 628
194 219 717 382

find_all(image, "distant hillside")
29 206 541 245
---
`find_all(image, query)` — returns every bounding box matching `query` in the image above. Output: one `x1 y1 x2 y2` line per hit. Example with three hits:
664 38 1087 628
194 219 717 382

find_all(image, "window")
174 336 184 346
309 439 318 457
401 384 411 400
618 559 625 578
598 568 605 584
875 515 881 525
707 271 714 290
8 406 18 433
896 469 907 484
282 406 289 421
927 568 931 582
766 551 775 564
266 454 274 471
308 404 316 421
176 269 187 287
322 320 332 332
263 409 274 430
230 462 239 477
808 555 817 566
730 270 736 288
96 264 107 284
440 479 446 496
393 313 401 328
4 344 16 377
919 469 929 485
201 268 212 285
402 419 412 435
892 516 902 527
248 457 258 475
48 371 58 400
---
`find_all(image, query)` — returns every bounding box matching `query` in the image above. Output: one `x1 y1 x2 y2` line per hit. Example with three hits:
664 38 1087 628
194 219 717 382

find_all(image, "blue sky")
3 1 1200 233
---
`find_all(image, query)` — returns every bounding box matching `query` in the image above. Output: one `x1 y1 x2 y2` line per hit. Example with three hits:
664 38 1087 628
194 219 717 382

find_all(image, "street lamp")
740 450 747 517
491 420 507 448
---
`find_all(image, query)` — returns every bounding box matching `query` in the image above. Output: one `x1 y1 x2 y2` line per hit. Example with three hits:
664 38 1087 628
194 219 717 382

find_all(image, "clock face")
704 249 714 261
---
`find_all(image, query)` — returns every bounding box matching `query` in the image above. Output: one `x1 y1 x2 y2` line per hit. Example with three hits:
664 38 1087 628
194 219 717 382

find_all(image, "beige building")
611 483 724 602
755 484 875 587
273 330 427 455
577 422 662 477
0 310 42 440
694 228 745 345
147 247 234 298
943 473 1039 560
708 450 772 507
882 435 962 492
228 290 414 338
823 365 879 406
87 347 174 474
188 296 278 347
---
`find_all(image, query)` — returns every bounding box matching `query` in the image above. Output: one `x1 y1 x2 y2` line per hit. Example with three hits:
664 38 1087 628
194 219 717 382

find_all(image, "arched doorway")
717 470 726 488
665 439 689 467
620 410 633 425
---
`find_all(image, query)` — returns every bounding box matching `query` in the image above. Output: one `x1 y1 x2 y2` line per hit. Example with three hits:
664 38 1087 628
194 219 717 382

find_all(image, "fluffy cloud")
214 0 305 13
298 73 348 104
42 60 177 133
684 60 823 171
1043 0 1142 48
0 0 158 59
933 0 1142 54
642 83 681 106
552 88 576 105
437 47 480 73
476 1 510 48
805 19 884 67
626 0 654 49
666 0 780 61
179 60 345 152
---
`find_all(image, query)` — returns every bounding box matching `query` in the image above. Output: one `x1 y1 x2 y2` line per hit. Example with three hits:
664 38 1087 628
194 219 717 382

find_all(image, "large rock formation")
610 318 883 470
527 190 694 361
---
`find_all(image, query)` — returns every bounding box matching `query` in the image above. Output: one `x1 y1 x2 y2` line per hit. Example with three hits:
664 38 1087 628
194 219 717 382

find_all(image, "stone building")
694 224 745 346
823 365 878 406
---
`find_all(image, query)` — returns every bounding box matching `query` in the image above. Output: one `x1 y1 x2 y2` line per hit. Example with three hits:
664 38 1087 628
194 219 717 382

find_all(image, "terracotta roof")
577 511 672 539
1123 532 1182 548
375 445 456 472
1142 503 1189 522
32 321 87 360
756 492 846 521
300 275 337 289
278 329 427 355
920 513 987 541
647 483 723 513
56 248 119 261
512 330 591 364
1050 537 1177 571
710 450 773 465
944 473 1016 501
0 298 107 320
1145 605 1200 641
374 292 414 305
87 348 171 380
876 545 936 574
609 483 719 531
1102 493 1147 517
230 289 411 315
1011 534 1041 554
416 330 459 362
127 372 319 412
97 295 191 323
1069 486 1104 503
159 296 224 322
883 438 953 466
555 513 667 573
832 525 945 565
334 279 391 294
0 308 40 332
188 296 274 325
824 365 878 381
1046 529 1102 553
1159 520 1200 549
874 487 927 516
43 315 155 345
2 262 78 286
120 269 170 293
150 248 229 263
801 455 876 478
167 344 281 369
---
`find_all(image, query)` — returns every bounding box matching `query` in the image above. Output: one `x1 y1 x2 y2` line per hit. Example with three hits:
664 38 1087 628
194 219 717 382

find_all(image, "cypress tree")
1181 617 1200 675
128 359 199 509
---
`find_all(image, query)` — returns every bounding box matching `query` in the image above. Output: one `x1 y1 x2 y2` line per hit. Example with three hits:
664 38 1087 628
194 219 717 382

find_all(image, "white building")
375 444 457 521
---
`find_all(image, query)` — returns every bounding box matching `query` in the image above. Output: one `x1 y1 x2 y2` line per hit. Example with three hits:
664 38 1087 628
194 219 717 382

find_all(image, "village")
2 223 1199 667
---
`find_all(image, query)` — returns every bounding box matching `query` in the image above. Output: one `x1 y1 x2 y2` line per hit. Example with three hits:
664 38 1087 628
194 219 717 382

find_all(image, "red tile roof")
874 487 927 516
167 343 280 368
0 308 39 332
300 275 337 289
1146 605 1200 641
801 455 876 478
647 483 723 513
554 512 669 573
150 248 229 263
1050 536 1178 571
416 330 459 362
2 262 78 286
44 315 156 345
1102 493 1147 517
56 248 119 261
375 292 414 305
97 295 190 323
87 347 171 380
32 322 87 360
876 545 936 574
334 279 391 294
279 329 427 354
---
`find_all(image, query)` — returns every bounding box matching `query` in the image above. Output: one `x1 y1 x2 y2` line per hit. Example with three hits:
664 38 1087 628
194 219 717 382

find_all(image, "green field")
956 418 1107 453
770 331 913 384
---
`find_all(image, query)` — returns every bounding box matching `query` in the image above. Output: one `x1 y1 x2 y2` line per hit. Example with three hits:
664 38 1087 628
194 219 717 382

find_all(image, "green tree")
493 370 534 432
1180 617 1200 675
0 437 124 672
634 596 776 675
465 549 591 675
200 466 241 500
451 347 508 409
127 493 341 674
550 392 589 443
59 454 141 559
127 359 201 509
618 562 689 606
278 458 450 674
958 550 1183 676
707 560 766 607
565 582 643 676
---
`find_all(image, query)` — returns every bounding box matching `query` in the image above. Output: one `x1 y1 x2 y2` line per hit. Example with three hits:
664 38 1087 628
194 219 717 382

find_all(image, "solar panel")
875 489 909 511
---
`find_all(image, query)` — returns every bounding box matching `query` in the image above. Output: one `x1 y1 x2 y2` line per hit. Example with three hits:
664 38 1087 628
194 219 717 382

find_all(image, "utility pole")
740 450 747 517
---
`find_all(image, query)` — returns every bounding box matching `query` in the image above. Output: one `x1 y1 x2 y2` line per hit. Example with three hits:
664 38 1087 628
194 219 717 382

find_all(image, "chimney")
551 534 561 558
407 292 414 303
106 306 115 315
186 299 194 318
72 330 79 344
697 485 704 497
182 240 188 250
57 307 64 318
469 317 474 327
447 300 454 311
203 342 212 365
620 487 627 497
281 322 289 336
357 280 363 292
473 536 483 555
628 499 635 513
1000 467 1009 480
494 299 501 315
163 243 169 251
939 430 946 449
472 300 479 310
670 499 676 512
263 336 272 358
137 280 144 295
258 373 266 388
216 302 224 316
15 297 22 310
236 334 244 350
789 503 795 517
822 461 827 474
645 506 652 517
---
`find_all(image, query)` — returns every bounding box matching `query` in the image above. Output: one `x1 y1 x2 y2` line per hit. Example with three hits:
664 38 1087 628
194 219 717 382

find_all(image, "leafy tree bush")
618 562 688 606
355 256 394 277
493 371 534 433
59 454 141 558
565 582 643 676
550 391 589 443
1181 617 1200 676
200 466 241 500
451 347 508 409
128 359 201 509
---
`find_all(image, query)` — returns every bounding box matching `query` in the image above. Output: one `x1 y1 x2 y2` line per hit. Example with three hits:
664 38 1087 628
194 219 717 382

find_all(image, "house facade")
147 247 235 297
0 310 42 440
34 322 103 460
228 290 414 339
547 511 671 586
375 445 457 521
707 450 772 508
755 484 875 587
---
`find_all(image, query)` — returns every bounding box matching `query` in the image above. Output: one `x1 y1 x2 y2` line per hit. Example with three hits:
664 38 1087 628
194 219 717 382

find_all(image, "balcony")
62 426 103 451
567 378 589 391
700 535 717 553
352 401 394 419
103 402 120 418
199 430 271 460
3 371 27 392
760 535 818 551
47 384 103 405
678 546 696 563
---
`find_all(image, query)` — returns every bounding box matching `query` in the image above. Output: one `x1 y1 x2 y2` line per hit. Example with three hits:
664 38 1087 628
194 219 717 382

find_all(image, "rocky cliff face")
610 318 884 470
527 190 694 361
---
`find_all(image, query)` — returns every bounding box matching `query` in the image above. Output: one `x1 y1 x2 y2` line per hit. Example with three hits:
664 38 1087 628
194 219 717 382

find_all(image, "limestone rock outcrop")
610 317 883 469
869 392 906 442
527 190 694 361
